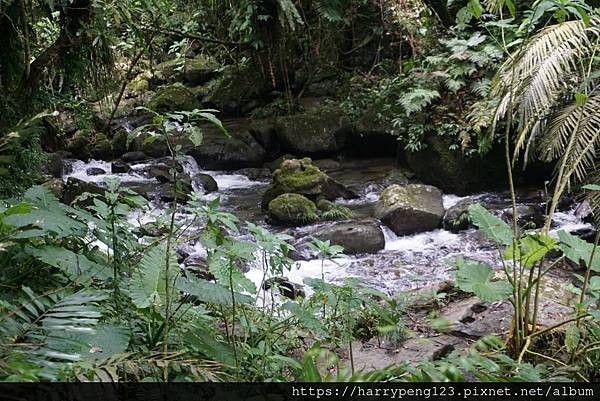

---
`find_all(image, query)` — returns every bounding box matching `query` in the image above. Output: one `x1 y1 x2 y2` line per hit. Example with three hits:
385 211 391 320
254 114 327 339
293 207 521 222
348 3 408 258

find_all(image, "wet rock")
263 277 305 300
184 258 215 281
261 158 358 209
264 154 296 172
111 161 131 174
575 200 593 222
42 152 65 178
501 204 545 229
111 129 129 158
375 184 444 235
268 193 317 226
404 135 505 195
234 167 271 181
91 133 113 160
274 112 352 156
62 177 105 205
147 83 201 112
249 123 279 154
159 176 193 203
121 151 147 163
188 129 267 170
313 159 341 172
66 130 92 161
149 164 175 183
198 173 218 193
382 170 411 187
443 200 472 232
294 219 385 255
86 167 106 176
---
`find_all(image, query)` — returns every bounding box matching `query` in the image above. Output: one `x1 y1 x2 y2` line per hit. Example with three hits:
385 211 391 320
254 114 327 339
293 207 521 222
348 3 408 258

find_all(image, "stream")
63 156 592 297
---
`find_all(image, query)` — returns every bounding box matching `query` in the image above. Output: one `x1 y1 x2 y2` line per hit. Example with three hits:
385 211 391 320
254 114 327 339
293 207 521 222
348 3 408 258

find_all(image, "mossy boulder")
66 130 92 161
62 177 105 206
203 64 270 115
268 193 317 226
42 152 65 178
147 83 201 113
375 184 445 235
128 75 150 96
274 112 352 156
111 129 129 158
187 128 267 170
184 54 220 85
91 133 113 160
261 158 357 209
404 136 505 195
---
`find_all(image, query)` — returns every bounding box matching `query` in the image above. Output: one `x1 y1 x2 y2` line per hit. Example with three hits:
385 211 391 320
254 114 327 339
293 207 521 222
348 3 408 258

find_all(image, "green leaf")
468 204 513 245
583 184 600 191
504 234 556 268
455 258 512 302
128 244 178 310
565 325 580 353
175 277 253 305
558 230 600 272
184 331 235 366
25 245 112 283
188 126 203 147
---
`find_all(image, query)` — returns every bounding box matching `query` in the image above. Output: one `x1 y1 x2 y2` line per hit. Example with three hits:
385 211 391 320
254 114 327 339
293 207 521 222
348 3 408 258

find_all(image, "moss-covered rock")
375 184 444 235
268 193 317 226
147 83 200 113
111 129 129 158
128 75 150 95
184 54 220 85
62 177 105 206
261 158 357 209
404 135 505 195
274 112 352 156
91 133 113 160
66 130 92 161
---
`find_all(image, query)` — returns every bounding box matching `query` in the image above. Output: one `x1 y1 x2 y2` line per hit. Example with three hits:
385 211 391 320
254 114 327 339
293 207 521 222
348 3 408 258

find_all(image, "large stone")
187 129 267 170
183 54 220 85
294 219 385 256
66 130 92 161
91 133 113 161
147 83 201 113
268 193 317 226
121 151 147 163
111 129 130 158
197 173 218 193
159 177 193 204
375 184 444 235
261 158 358 209
263 277 305 300
404 136 505 195
62 177 105 205
42 153 65 178
274 112 352 156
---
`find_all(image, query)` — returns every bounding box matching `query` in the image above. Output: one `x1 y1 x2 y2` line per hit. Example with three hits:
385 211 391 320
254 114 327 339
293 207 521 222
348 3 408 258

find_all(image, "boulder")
66 130 92 161
147 83 201 113
197 173 218 193
501 204 545 229
443 200 472 232
261 158 357 209
121 151 147 163
348 107 398 157
86 167 106 176
42 153 65 178
159 176 193 204
375 184 445 235
183 54 220 85
404 136 505 195
264 154 296 172
91 134 113 161
263 277 305 300
111 129 129 158
234 168 271 181
274 112 352 156
268 193 317 226
111 161 131 174
187 129 267 170
62 177 105 205
295 219 385 255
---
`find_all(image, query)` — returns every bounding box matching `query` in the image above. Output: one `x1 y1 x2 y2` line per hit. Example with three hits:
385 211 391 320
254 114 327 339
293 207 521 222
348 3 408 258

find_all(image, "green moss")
147 83 200 112
262 158 328 208
186 54 219 71
268 193 318 226
128 76 149 95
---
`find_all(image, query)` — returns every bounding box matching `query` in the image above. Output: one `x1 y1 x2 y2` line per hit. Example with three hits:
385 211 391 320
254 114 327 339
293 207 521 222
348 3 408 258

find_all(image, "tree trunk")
423 0 454 28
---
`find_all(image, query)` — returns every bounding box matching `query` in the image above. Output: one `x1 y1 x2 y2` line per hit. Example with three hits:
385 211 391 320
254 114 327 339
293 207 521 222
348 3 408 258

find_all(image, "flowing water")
63 156 592 297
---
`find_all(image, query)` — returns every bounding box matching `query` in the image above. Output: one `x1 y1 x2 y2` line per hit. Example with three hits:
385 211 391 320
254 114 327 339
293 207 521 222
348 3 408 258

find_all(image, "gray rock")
375 184 444 235
86 167 106 176
121 151 147 163
274 112 352 156
197 173 218 193
188 129 267 170
111 161 131 174
62 177 105 206
263 277 305 300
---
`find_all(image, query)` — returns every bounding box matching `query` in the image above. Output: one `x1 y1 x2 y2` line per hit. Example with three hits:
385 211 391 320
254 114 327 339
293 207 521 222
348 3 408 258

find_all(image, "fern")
128 243 179 310
398 88 440 116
